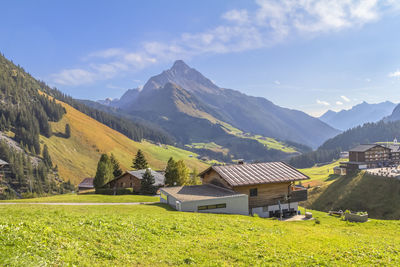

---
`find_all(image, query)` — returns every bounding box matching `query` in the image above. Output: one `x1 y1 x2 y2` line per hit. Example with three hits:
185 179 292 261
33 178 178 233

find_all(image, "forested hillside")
0 54 74 198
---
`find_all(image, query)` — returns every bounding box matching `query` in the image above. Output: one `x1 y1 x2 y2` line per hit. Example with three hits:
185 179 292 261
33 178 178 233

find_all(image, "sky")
1 0 400 117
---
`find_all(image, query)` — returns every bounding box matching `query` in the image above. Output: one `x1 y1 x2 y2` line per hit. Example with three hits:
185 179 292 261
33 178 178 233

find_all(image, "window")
250 188 258 197
197 203 226 210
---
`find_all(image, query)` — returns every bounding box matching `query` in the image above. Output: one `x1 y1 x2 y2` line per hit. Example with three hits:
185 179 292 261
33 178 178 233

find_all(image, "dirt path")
0 202 159 205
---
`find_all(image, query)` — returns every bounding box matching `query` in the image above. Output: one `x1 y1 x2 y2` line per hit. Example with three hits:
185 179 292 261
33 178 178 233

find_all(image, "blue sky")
1 0 400 116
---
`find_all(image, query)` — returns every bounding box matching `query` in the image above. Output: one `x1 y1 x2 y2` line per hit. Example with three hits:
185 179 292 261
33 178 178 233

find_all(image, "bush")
95 188 134 195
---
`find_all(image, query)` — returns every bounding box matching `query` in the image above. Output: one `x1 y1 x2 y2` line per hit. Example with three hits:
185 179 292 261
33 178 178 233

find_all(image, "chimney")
237 160 244 165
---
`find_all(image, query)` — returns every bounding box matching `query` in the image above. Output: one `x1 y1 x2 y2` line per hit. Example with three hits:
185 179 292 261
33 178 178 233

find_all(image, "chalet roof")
127 169 165 186
160 184 245 202
349 144 387 152
384 144 400 152
78 178 94 188
199 162 309 187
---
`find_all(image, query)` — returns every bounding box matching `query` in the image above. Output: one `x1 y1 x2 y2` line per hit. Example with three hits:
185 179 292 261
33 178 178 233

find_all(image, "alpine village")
2 1 400 265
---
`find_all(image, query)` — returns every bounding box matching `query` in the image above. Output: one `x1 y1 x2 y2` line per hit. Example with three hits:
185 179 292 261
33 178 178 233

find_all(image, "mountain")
98 88 140 109
385 103 400 122
319 101 396 131
112 60 339 148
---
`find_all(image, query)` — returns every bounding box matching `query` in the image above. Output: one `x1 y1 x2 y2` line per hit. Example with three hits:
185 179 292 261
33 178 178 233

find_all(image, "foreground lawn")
1 205 400 266
0 194 159 203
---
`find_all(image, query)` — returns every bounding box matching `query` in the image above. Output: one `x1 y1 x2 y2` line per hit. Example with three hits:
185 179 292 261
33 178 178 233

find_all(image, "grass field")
1 204 399 266
40 97 208 184
0 194 159 203
299 160 344 187
219 122 298 153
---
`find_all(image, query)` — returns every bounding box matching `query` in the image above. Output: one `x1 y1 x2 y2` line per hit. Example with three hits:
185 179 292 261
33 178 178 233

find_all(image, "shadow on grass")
326 174 340 181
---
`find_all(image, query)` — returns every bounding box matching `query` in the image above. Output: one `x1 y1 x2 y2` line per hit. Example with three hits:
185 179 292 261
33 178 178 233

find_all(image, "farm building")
78 178 94 191
160 184 248 215
161 161 309 217
105 169 165 193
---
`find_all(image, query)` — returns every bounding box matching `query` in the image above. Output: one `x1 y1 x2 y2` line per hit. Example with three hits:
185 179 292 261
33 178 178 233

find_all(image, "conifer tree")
65 123 71 138
132 149 148 170
42 144 52 167
94 154 114 189
110 153 123 177
140 168 156 195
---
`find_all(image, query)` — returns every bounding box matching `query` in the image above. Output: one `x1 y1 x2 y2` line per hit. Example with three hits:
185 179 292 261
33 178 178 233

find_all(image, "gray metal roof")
127 169 165 186
349 144 386 152
384 144 400 152
161 184 245 202
200 162 309 187
78 178 94 188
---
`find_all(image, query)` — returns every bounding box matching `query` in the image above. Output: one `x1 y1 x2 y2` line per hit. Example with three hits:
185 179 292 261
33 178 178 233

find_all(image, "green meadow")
1 204 400 266
0 194 159 203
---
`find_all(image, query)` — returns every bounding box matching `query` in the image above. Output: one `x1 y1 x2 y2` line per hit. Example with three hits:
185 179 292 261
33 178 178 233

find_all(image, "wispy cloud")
341 95 351 102
317 99 330 106
274 80 281 85
336 101 343 105
389 70 400 77
51 0 397 86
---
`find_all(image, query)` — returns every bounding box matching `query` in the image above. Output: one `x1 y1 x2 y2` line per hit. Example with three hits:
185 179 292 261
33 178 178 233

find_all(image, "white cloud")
389 70 400 77
50 0 397 86
317 99 330 106
274 80 281 85
341 95 351 102
336 101 343 105
365 78 371 82
222 9 249 24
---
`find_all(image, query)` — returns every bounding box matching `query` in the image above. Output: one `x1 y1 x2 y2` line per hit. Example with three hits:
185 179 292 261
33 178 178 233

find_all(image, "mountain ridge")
320 101 396 131
102 60 339 148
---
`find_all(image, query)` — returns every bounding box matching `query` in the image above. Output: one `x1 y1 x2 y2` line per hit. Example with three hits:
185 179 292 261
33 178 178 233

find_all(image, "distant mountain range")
97 60 339 151
319 101 396 131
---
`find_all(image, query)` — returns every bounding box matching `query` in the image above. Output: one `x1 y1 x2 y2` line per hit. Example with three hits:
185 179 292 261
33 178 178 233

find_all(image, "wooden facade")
201 169 298 209
107 172 142 192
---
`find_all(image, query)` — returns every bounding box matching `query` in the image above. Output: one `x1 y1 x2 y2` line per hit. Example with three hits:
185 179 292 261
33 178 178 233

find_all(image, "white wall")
181 195 249 215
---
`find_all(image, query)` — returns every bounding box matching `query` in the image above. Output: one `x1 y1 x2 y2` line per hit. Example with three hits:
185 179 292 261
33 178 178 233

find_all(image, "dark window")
250 188 258 197
197 203 226 210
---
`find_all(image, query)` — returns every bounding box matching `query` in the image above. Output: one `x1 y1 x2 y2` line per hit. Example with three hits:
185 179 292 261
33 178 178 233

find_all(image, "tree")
93 154 114 189
176 160 190 185
165 157 178 186
188 168 201 185
42 144 52 167
65 123 71 138
132 149 148 170
140 168 156 195
110 153 122 177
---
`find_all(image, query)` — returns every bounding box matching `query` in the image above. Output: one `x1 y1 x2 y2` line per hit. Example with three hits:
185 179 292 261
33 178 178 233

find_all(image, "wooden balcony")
290 187 308 202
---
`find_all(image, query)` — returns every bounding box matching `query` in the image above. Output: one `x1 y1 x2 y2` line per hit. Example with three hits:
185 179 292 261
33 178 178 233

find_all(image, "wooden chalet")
198 162 309 217
341 144 391 170
105 169 165 193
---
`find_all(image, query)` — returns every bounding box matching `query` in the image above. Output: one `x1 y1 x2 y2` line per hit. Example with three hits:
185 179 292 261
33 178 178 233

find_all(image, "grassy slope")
299 159 343 187
305 171 400 219
40 99 208 184
1 204 399 266
0 194 158 203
